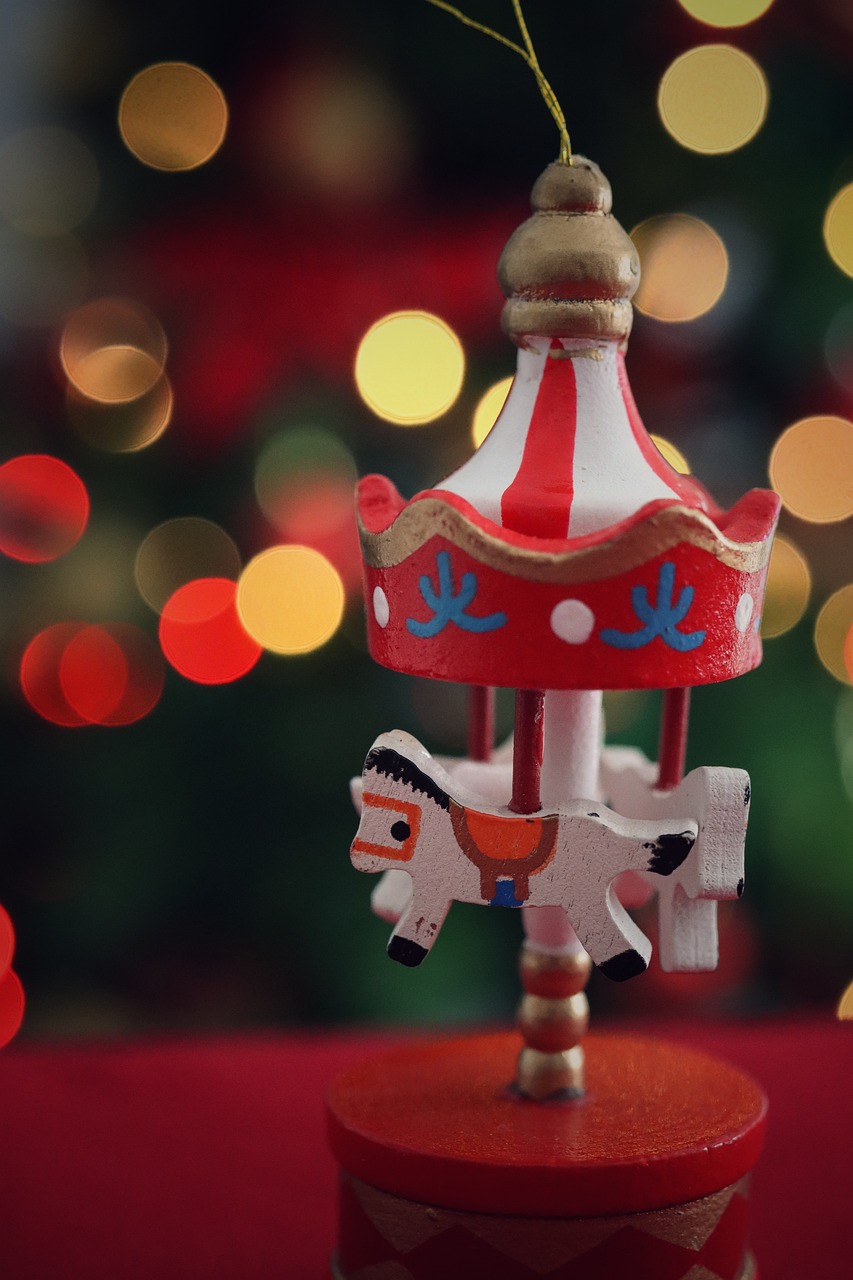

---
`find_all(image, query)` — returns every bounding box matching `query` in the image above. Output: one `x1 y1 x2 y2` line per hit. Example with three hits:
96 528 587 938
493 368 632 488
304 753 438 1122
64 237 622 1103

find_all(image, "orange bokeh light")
0 454 88 562
159 577 262 684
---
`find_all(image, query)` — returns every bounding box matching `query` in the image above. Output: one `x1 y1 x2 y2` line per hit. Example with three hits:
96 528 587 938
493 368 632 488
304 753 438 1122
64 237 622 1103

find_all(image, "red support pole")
510 689 545 814
467 685 495 763
657 687 691 791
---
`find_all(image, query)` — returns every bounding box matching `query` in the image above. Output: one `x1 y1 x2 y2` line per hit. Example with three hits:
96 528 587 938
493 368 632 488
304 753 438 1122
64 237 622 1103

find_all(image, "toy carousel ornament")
328 5 779 1277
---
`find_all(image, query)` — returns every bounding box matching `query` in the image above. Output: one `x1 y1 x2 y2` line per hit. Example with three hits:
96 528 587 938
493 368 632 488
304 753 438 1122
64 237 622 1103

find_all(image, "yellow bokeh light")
658 45 768 154
650 435 691 474
471 376 513 447
769 415 853 523
237 545 344 654
760 535 811 639
60 298 167 403
632 215 728 322
838 980 853 1020
676 0 774 26
135 517 242 614
119 63 228 172
823 185 853 279
815 585 853 684
355 310 465 425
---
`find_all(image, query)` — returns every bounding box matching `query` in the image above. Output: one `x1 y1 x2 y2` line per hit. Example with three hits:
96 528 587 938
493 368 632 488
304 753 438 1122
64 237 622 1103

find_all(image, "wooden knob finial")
498 157 640 347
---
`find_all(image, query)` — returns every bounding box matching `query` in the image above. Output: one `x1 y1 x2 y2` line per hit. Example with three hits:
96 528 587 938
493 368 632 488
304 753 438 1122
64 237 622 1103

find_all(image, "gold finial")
424 1 571 164
498 156 641 347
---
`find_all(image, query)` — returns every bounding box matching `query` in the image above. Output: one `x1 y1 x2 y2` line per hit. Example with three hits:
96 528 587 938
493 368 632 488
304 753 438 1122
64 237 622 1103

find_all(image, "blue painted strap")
600 561 706 652
407 550 507 638
489 879 525 908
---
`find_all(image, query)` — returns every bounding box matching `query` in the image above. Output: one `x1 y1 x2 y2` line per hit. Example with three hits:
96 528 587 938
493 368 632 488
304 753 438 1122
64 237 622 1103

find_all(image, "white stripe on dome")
437 337 681 538
567 345 680 537
436 339 548 524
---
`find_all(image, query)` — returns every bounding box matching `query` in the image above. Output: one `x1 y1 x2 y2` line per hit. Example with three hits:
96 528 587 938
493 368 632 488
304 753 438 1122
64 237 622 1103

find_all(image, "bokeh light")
159 577 262 684
823 184 853 279
676 0 775 26
354 310 465 425
237 546 345 655
0 127 99 235
0 455 89 562
815 585 853 684
760 535 811 639
632 215 728 322
769 415 853 523
119 63 228 171
824 302 853 394
67 374 173 452
658 45 768 154
20 621 164 727
254 426 357 534
60 626 127 723
650 435 691 473
0 905 14 978
838 979 853 1020
60 298 167 403
252 55 413 204
0 969 24 1049
135 518 241 614
472 376 513 447
21 623 90 726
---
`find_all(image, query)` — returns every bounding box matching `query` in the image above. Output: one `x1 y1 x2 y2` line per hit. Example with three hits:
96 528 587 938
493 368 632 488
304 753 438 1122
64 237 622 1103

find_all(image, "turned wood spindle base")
516 943 592 1100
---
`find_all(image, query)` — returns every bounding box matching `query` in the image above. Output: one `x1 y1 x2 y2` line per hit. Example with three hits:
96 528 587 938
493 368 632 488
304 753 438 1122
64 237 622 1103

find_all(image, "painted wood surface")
351 730 700 980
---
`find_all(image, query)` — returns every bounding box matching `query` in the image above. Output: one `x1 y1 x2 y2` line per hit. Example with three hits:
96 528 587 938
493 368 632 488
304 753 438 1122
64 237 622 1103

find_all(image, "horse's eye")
391 820 411 842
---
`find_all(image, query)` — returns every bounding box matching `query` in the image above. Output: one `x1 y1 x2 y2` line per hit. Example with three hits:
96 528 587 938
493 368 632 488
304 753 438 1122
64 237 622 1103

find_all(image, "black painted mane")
365 746 450 811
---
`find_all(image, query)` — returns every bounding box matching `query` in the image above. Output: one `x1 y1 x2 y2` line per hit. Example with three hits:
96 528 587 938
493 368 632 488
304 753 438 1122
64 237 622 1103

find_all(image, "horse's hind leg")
387 894 451 967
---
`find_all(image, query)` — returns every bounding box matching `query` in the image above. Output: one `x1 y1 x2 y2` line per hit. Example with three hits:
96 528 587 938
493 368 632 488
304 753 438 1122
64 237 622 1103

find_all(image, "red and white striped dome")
438 337 716 541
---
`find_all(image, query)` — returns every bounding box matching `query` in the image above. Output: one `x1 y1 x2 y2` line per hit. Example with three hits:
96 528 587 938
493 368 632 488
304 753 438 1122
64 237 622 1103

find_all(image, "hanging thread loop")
424 0 572 163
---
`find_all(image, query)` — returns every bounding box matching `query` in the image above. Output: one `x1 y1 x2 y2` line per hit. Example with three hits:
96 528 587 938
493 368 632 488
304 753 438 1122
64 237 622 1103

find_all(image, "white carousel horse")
351 730 699 981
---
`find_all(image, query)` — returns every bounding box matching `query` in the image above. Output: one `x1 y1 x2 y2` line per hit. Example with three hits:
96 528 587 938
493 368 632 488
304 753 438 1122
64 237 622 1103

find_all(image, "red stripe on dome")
500 343 577 538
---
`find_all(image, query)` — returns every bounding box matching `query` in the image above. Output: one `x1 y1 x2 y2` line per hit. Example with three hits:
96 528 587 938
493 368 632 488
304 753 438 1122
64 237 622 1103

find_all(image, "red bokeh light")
21 623 89 726
21 621 164 727
0 904 15 978
60 626 128 722
159 577 262 684
265 476 362 592
0 968 25 1049
0 454 89 562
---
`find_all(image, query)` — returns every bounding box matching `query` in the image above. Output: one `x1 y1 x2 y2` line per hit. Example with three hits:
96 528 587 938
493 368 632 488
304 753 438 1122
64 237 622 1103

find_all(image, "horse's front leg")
371 869 413 924
387 893 452 967
567 882 653 982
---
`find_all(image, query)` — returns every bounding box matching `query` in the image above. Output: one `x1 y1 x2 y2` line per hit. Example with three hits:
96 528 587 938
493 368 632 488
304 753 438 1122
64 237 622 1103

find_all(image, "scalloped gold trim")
359 497 774 583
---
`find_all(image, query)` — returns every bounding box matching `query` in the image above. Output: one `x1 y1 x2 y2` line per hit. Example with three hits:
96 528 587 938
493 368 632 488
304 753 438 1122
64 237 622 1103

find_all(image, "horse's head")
350 731 451 874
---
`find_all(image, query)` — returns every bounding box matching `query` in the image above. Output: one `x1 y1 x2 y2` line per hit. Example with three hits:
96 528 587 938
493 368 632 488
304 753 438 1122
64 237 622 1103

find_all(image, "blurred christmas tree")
0 0 851 1037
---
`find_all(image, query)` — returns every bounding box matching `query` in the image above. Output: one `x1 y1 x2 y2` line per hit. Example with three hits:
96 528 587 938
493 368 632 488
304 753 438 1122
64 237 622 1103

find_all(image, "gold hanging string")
424 0 572 164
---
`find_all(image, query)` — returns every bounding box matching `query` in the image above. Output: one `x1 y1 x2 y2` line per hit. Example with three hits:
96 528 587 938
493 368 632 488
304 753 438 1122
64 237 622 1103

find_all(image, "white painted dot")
735 592 754 633
373 585 390 628
550 599 595 644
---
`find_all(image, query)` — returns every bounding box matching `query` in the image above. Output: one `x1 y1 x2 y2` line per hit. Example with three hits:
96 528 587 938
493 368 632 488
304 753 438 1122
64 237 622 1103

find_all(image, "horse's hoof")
388 936 428 967
599 949 648 982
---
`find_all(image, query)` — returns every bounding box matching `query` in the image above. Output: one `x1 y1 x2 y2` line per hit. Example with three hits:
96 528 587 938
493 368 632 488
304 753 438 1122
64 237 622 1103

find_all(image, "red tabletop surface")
0 1016 849 1280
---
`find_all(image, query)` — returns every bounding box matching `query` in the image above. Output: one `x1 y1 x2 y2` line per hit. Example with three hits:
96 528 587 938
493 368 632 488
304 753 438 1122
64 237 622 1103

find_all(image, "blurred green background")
0 0 852 1039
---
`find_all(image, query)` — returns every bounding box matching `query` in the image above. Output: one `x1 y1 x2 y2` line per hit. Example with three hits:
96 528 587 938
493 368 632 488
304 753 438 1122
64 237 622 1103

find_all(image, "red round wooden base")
327 1031 767 1280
